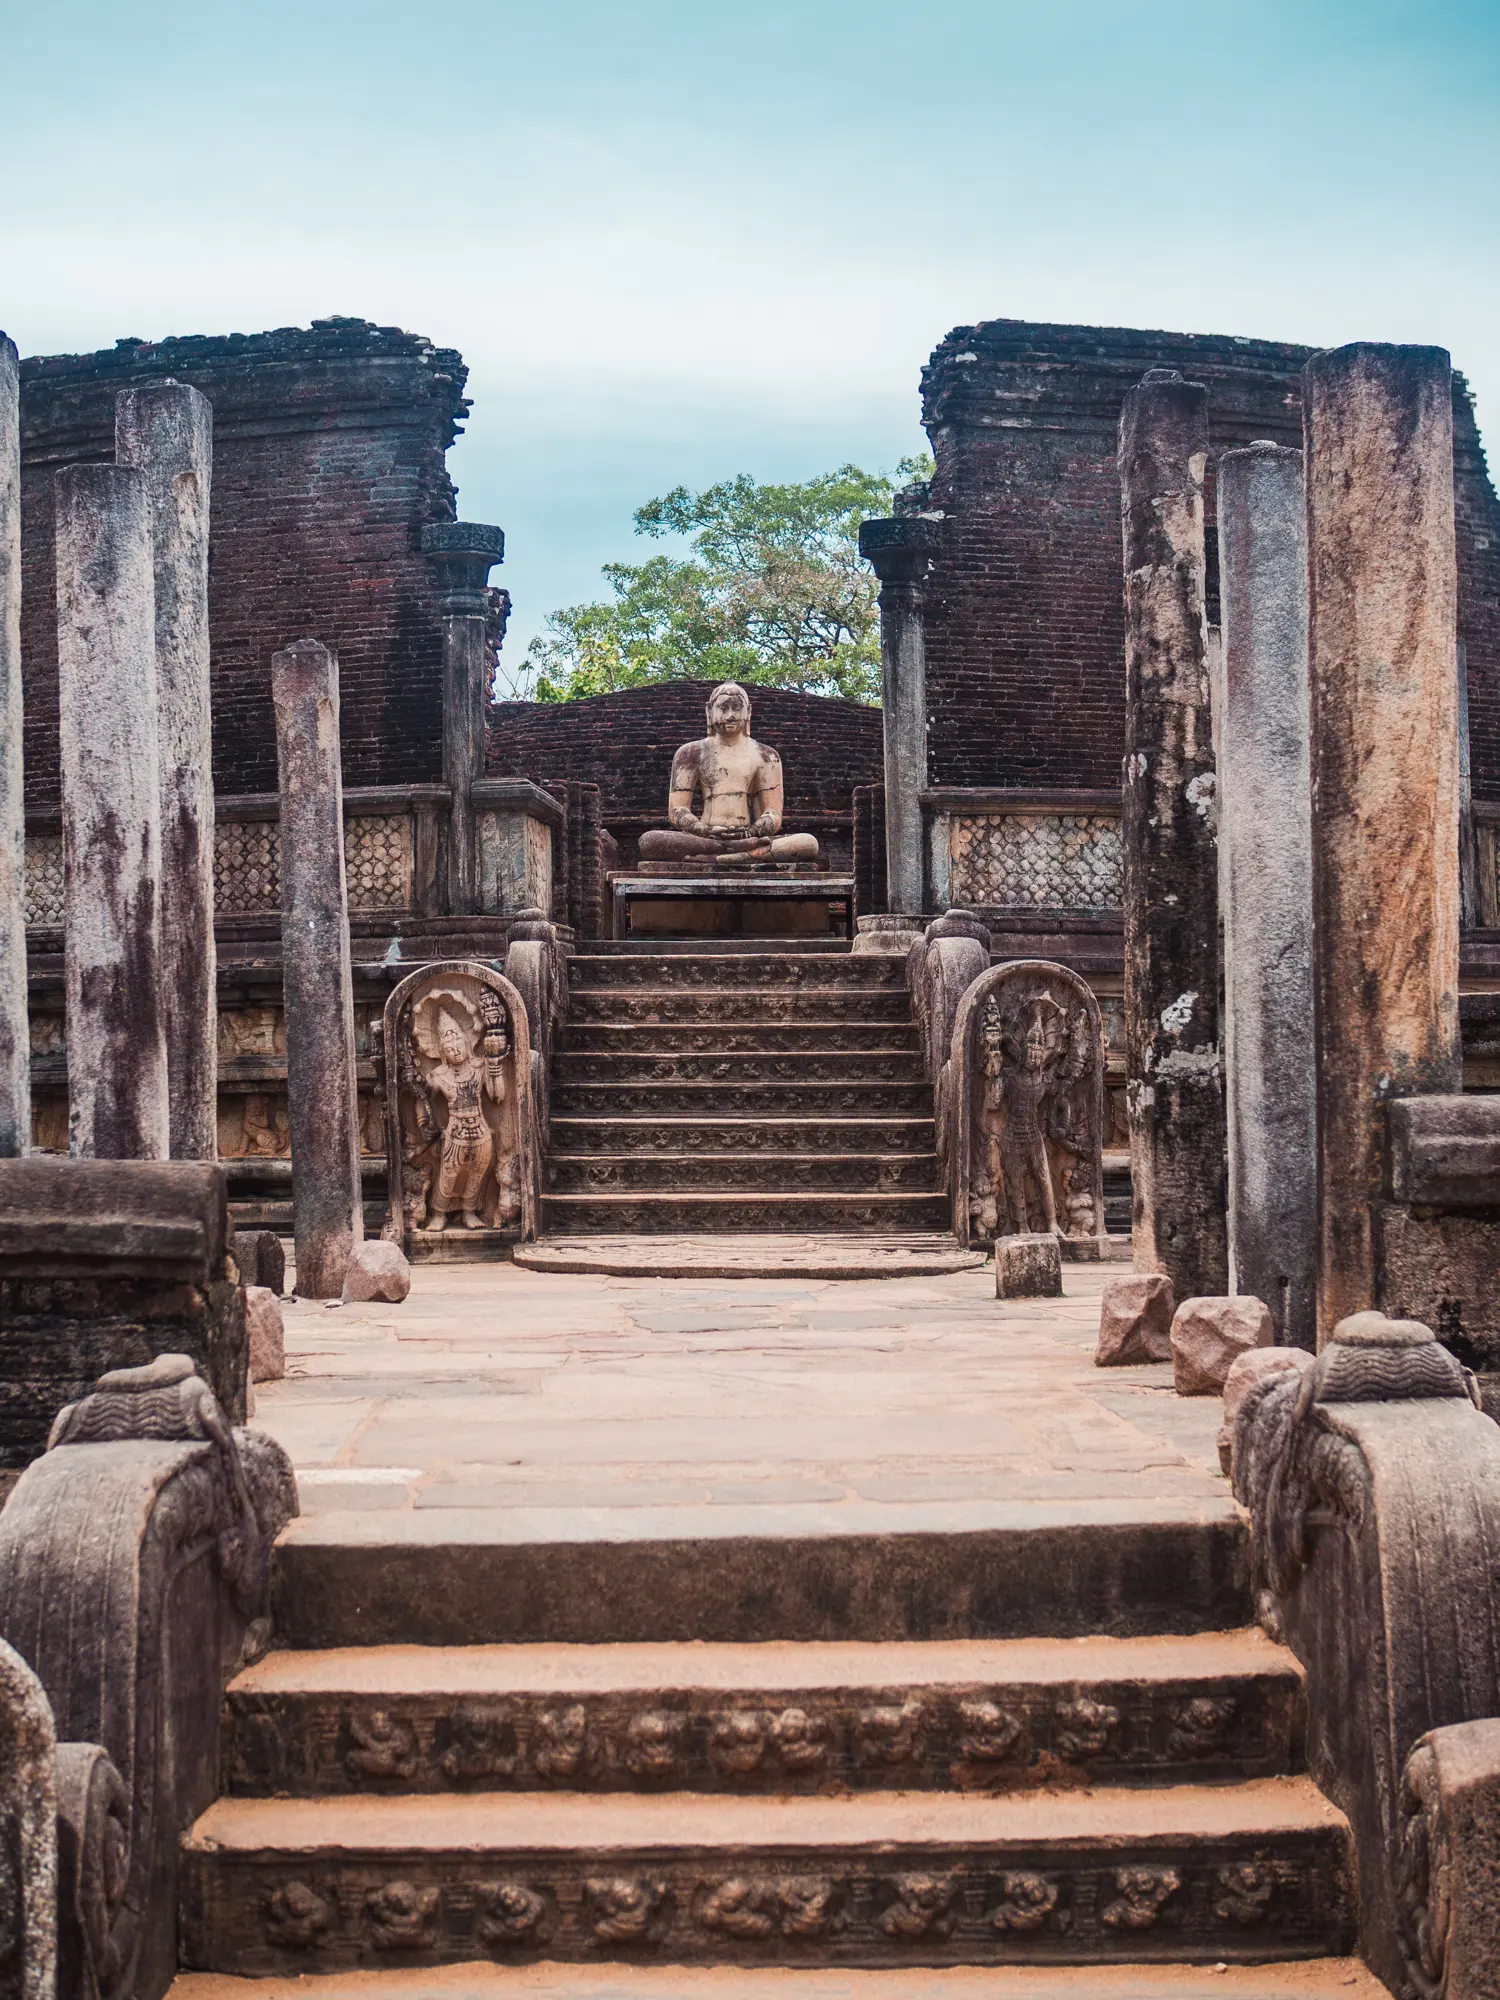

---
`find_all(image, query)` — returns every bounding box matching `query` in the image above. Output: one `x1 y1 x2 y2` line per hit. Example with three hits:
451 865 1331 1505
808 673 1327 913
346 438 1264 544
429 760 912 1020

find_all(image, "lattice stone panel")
23 835 64 926
949 812 1122 910
213 814 413 917
344 815 411 911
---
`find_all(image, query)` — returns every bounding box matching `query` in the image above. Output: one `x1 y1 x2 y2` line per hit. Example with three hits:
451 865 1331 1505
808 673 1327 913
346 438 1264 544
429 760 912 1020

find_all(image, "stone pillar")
1305 343 1461 1343
271 639 362 1298
0 334 26 1159
421 523 505 916
1217 443 1317 1348
55 464 170 1159
1118 369 1227 1298
115 381 217 1161
858 515 942 915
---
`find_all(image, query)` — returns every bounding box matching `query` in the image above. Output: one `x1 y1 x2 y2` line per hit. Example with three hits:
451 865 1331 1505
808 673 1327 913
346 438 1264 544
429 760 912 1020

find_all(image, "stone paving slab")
514 1234 985 1277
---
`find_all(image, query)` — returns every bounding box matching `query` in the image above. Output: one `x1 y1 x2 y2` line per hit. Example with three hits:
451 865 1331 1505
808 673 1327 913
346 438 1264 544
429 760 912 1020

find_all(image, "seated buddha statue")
637 681 820 866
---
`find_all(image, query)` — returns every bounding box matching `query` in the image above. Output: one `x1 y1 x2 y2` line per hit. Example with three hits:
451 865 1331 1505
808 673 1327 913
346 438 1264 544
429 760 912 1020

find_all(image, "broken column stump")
0 332 25 1161
1304 344 1461 1343
55 461 170 1159
271 639 362 1298
996 1231 1062 1299
116 379 218 1162
1216 442 1317 1349
1118 369 1227 1300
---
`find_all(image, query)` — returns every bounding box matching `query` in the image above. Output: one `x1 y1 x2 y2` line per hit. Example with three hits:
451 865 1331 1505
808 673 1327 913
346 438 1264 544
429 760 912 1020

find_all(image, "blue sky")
4 0 1497 675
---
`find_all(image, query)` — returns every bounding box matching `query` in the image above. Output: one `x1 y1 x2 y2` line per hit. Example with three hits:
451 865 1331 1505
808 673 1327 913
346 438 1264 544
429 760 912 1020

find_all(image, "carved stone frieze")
878 1872 957 1940
437 1702 518 1785
990 1870 1064 1933
265 1880 331 1949
948 962 1105 1247
532 1705 592 1782
1213 1860 1277 1926
1053 1698 1120 1760
1099 1866 1181 1930
948 811 1122 912
476 1881 552 1949
853 1703 924 1767
365 1879 439 1949
1168 1696 1238 1760
343 1710 419 1782
956 1699 1026 1765
584 1876 670 1945
622 1710 686 1782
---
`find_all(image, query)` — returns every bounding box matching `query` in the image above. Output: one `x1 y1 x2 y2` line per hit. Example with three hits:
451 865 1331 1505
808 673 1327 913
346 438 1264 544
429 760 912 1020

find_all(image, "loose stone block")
1172 1295 1273 1397
271 640 362 1299
245 1284 285 1382
1118 369 1227 1301
54 462 170 1159
237 1227 286 1296
0 334 25 1162
342 1238 412 1304
1096 1272 1175 1366
116 380 218 1161
1217 1343 1313 1475
995 1231 1062 1299
1305 343 1461 1344
1217 443 1317 1349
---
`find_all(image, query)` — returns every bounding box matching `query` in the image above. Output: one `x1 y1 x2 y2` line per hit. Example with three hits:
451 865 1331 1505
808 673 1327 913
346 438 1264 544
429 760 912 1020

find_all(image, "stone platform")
514 1234 986 1278
608 871 854 939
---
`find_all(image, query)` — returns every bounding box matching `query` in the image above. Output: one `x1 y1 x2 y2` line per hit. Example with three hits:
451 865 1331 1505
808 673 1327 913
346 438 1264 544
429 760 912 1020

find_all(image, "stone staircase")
542 944 949 1234
175 1511 1360 1989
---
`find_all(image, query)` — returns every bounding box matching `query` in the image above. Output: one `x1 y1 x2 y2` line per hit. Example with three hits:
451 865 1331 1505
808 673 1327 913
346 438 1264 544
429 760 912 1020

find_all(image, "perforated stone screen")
948 812 1122 910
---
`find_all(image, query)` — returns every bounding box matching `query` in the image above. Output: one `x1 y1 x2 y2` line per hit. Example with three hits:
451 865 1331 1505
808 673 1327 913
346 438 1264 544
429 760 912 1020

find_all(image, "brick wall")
19 319 468 810
919 319 1500 798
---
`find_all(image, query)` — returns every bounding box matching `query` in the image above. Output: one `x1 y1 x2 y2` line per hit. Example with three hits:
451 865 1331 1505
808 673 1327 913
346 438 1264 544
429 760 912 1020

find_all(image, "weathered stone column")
116 380 217 1161
1305 343 1460 1342
54 464 170 1158
0 334 26 1159
1118 369 1227 1298
271 639 362 1297
1217 443 1317 1347
858 515 942 915
421 522 505 915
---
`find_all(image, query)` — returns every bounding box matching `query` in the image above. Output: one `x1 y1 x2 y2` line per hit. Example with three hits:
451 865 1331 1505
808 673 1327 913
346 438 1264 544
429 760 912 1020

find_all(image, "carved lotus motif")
344 1709 419 1782
476 1881 550 1948
439 1702 518 1785
1168 1695 1238 1759
957 1699 1026 1764
707 1710 767 1775
1100 1866 1181 1931
623 1710 687 1782
771 1706 831 1771
879 1872 957 1940
990 1871 1062 1933
532 1705 590 1781
1053 1697 1119 1759
365 1879 439 1949
1213 1861 1276 1926
265 1880 331 1948
585 1876 668 1944
854 1702 925 1767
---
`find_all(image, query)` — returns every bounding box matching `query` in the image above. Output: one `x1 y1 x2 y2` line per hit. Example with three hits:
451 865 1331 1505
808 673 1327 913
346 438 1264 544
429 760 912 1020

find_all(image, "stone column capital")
421 521 505 613
858 515 943 598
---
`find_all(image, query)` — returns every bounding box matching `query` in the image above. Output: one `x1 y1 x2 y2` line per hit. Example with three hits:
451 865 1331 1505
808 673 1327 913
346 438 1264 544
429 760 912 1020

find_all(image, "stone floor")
256 1260 1233 1528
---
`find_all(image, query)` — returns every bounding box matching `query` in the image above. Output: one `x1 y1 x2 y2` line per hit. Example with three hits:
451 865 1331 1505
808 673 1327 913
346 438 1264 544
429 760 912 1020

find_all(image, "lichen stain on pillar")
1118 369 1228 1300
272 639 363 1299
1305 343 1461 1343
0 333 26 1159
55 462 171 1160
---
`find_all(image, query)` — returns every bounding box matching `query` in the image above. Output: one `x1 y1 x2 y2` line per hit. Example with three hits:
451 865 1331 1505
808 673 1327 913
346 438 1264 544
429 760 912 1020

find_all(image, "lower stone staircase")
175 1509 1361 1990
542 943 949 1234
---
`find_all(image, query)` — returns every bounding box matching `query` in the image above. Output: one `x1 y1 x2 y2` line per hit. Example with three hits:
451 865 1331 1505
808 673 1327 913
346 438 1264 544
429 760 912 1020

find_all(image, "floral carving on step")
707 1710 767 1775
854 1702 925 1768
990 1871 1064 1933
1053 1698 1119 1759
1168 1696 1238 1760
1213 1861 1277 1926
879 1872 958 1940
623 1710 687 1782
585 1876 670 1945
438 1702 518 1785
957 1699 1026 1764
533 1705 591 1781
475 1882 551 1949
343 1709 419 1782
264 1881 331 1949
770 1707 831 1772
365 1880 440 1949
1100 1866 1181 1931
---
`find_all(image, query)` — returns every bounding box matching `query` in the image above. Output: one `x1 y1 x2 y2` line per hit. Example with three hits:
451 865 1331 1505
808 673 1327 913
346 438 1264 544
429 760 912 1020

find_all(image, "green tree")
521 456 933 705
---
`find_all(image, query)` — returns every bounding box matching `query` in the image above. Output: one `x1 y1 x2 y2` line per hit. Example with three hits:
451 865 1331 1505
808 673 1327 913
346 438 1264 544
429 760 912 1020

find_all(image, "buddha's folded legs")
638 828 821 864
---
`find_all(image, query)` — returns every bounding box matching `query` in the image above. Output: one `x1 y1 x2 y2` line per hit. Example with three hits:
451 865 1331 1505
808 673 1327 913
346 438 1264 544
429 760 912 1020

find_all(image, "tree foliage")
519 456 933 706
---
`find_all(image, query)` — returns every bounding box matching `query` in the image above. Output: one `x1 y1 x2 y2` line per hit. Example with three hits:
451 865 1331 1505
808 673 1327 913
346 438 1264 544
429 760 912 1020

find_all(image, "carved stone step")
550 1083 934 1118
540 1193 953 1234
269 1503 1250 1648
549 1117 938 1158
222 1631 1305 1799
553 1053 926 1086
563 1022 921 1055
570 988 913 1025
570 954 906 990
179 1779 1354 1974
545 1153 942 1195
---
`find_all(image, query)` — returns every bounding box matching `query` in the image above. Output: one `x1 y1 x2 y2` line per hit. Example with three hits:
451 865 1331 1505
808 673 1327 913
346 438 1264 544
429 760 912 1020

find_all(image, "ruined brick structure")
19 318 467 809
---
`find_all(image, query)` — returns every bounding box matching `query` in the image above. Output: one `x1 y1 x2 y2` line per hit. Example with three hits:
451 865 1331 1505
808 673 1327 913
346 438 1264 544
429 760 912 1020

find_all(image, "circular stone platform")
512 1233 988 1280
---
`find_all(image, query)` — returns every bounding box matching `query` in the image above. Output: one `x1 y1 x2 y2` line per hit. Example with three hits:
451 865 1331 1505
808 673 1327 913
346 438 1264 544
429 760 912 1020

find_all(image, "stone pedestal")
116 380 218 1161
1304 344 1461 1342
422 523 505 917
271 640 362 1298
54 463 170 1160
859 516 942 916
0 334 25 1160
1217 443 1317 1348
1118 369 1227 1299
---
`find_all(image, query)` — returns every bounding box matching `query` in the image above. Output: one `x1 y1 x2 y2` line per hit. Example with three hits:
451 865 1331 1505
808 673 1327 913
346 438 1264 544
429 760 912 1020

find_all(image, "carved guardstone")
381 961 538 1259
949 961 1105 1252
0 1157 248 1471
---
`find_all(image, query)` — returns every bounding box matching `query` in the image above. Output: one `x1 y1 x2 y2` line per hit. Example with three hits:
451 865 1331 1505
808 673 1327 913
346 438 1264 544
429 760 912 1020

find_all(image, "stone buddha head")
706 681 751 740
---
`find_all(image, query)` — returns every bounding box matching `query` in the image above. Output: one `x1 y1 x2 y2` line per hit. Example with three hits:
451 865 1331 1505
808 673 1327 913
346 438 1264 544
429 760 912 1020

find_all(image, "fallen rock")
1095 1272 1175 1366
341 1237 412 1305
1218 1344 1315 1473
996 1232 1062 1299
245 1284 285 1383
237 1228 286 1296
1173 1295 1274 1397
